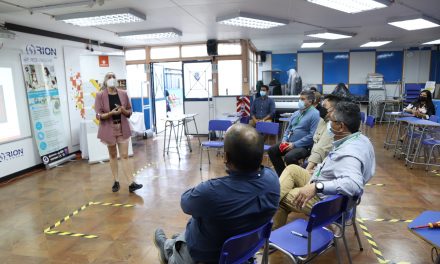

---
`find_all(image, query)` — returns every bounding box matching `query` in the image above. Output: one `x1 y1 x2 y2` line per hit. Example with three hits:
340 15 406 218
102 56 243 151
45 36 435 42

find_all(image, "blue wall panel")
433 99 440 120
349 84 367 95
375 51 403 83
271 53 297 85
323 52 349 84
131 98 151 129
430 50 440 83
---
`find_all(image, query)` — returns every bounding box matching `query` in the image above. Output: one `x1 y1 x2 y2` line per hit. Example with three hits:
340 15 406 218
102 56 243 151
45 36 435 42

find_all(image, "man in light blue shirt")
249 85 275 127
273 101 375 229
268 90 320 176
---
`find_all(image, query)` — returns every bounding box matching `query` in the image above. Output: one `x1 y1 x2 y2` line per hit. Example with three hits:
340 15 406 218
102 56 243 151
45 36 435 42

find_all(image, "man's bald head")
224 123 264 173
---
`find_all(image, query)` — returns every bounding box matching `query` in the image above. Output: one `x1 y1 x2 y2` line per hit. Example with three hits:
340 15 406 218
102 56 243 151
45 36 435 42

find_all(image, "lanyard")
289 106 312 130
315 133 361 178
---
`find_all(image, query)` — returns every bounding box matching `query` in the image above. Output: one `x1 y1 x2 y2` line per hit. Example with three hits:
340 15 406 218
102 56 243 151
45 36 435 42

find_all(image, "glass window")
125 49 146 61
218 60 242 96
150 46 180 59
126 64 148 98
181 44 208 57
218 43 242 56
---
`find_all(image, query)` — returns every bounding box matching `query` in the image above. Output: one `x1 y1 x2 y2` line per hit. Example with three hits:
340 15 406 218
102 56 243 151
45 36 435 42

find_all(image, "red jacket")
95 88 132 144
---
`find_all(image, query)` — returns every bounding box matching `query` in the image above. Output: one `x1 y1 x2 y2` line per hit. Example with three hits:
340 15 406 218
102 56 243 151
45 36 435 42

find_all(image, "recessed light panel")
388 16 440 31
360 41 392 47
301 42 325 48
118 28 182 40
423 39 440 45
307 0 389 13
217 12 288 29
306 30 355 40
55 8 146 26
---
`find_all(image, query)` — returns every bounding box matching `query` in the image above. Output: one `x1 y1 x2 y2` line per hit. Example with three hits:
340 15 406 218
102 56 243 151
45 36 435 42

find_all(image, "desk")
383 112 413 149
404 118 440 168
408 211 440 263
162 114 199 160
393 117 418 159
378 99 402 123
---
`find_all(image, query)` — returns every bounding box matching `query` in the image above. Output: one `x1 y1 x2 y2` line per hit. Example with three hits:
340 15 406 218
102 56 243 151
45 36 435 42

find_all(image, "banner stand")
45 153 76 169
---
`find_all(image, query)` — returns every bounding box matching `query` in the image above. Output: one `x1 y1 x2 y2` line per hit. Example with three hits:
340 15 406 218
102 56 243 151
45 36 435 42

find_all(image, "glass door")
182 61 213 134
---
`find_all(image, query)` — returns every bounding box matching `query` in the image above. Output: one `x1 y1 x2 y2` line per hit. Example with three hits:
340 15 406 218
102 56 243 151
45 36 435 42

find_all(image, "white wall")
0 31 122 179
349 51 376 84
297 52 323 85
403 50 431 83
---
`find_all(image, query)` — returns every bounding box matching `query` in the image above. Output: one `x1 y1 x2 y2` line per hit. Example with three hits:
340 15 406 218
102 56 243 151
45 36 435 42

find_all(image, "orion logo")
0 148 24 163
26 44 57 56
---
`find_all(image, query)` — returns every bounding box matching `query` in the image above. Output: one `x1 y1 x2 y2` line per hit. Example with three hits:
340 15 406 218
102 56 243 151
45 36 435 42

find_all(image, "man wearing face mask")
272 101 375 229
268 90 320 176
249 85 275 127
154 124 280 264
304 94 341 173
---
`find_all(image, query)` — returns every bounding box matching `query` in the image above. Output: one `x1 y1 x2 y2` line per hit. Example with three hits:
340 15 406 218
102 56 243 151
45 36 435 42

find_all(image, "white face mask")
106 78 116 88
327 121 335 137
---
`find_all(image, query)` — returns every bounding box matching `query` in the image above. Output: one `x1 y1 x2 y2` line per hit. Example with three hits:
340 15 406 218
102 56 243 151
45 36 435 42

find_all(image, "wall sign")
26 44 57 56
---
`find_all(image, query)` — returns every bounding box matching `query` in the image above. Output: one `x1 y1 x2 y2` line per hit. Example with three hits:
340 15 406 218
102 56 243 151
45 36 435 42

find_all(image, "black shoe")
153 228 167 264
129 182 143 193
112 181 120 192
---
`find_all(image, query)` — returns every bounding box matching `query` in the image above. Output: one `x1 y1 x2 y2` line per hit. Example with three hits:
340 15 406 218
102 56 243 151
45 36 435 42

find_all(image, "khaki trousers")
272 165 321 229
248 118 272 127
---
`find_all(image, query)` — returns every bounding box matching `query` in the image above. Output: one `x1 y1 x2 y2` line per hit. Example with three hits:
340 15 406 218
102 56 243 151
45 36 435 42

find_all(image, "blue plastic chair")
269 195 346 264
219 221 273 264
364 115 375 137
334 195 363 264
255 122 279 151
200 120 232 170
360 112 366 124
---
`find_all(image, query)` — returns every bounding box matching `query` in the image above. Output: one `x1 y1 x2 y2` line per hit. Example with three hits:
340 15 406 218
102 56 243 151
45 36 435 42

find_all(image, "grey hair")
300 90 315 103
101 72 116 91
333 101 361 133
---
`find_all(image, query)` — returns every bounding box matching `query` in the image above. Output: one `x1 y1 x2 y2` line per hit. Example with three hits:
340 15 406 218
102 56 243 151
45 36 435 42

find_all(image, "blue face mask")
298 100 305 110
260 91 267 97
327 121 335 137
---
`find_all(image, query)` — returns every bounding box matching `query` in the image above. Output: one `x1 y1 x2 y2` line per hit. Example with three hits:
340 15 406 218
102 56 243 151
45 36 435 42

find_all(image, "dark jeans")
268 143 311 176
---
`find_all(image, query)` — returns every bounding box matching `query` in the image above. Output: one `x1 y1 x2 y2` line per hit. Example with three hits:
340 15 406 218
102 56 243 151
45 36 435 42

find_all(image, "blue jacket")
182 167 280 263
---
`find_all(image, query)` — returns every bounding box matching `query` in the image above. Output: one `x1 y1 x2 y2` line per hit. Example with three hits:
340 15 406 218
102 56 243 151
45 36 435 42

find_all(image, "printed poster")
21 54 69 165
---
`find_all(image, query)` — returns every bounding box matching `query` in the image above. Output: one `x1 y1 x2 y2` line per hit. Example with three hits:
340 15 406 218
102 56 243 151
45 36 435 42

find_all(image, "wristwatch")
315 182 324 193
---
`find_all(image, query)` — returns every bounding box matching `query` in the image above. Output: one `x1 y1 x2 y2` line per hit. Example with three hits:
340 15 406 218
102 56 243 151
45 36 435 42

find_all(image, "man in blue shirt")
268 90 320 176
154 123 280 264
249 85 276 127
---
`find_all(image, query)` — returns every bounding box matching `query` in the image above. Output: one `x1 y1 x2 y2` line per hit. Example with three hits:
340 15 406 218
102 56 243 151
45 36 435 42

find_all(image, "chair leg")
352 221 363 251
199 147 203 170
342 234 353 264
334 238 342 264
207 148 211 164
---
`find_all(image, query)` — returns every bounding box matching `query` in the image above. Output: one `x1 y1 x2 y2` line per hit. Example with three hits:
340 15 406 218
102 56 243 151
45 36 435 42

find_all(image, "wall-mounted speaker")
258 51 267 63
207 39 218 56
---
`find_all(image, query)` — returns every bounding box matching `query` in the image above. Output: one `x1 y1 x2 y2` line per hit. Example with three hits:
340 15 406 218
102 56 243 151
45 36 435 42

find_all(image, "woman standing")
95 72 143 193
404 89 436 119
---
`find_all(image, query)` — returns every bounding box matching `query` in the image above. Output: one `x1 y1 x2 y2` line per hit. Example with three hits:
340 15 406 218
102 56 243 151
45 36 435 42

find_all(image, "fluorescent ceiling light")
55 8 146 26
360 40 392 47
118 28 182 40
388 16 440 31
423 39 440 45
306 30 355 40
301 42 325 48
216 11 289 29
307 0 390 14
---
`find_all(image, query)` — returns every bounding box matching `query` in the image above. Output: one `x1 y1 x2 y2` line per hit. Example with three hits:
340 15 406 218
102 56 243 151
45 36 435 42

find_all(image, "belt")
112 120 121 124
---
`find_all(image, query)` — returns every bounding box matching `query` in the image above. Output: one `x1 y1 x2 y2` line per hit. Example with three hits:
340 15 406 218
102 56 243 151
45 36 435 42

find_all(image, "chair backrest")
255 122 279 136
240 116 250 124
219 221 273 264
360 112 366 124
306 195 345 233
365 115 375 128
208 120 232 132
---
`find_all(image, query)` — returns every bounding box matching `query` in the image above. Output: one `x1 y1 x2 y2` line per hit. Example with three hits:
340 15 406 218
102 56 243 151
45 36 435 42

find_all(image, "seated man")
154 123 280 264
273 101 375 229
305 95 341 173
249 85 275 127
268 90 320 176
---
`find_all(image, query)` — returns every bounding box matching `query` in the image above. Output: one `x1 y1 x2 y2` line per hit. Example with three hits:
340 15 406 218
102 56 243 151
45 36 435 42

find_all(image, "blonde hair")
101 72 116 90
